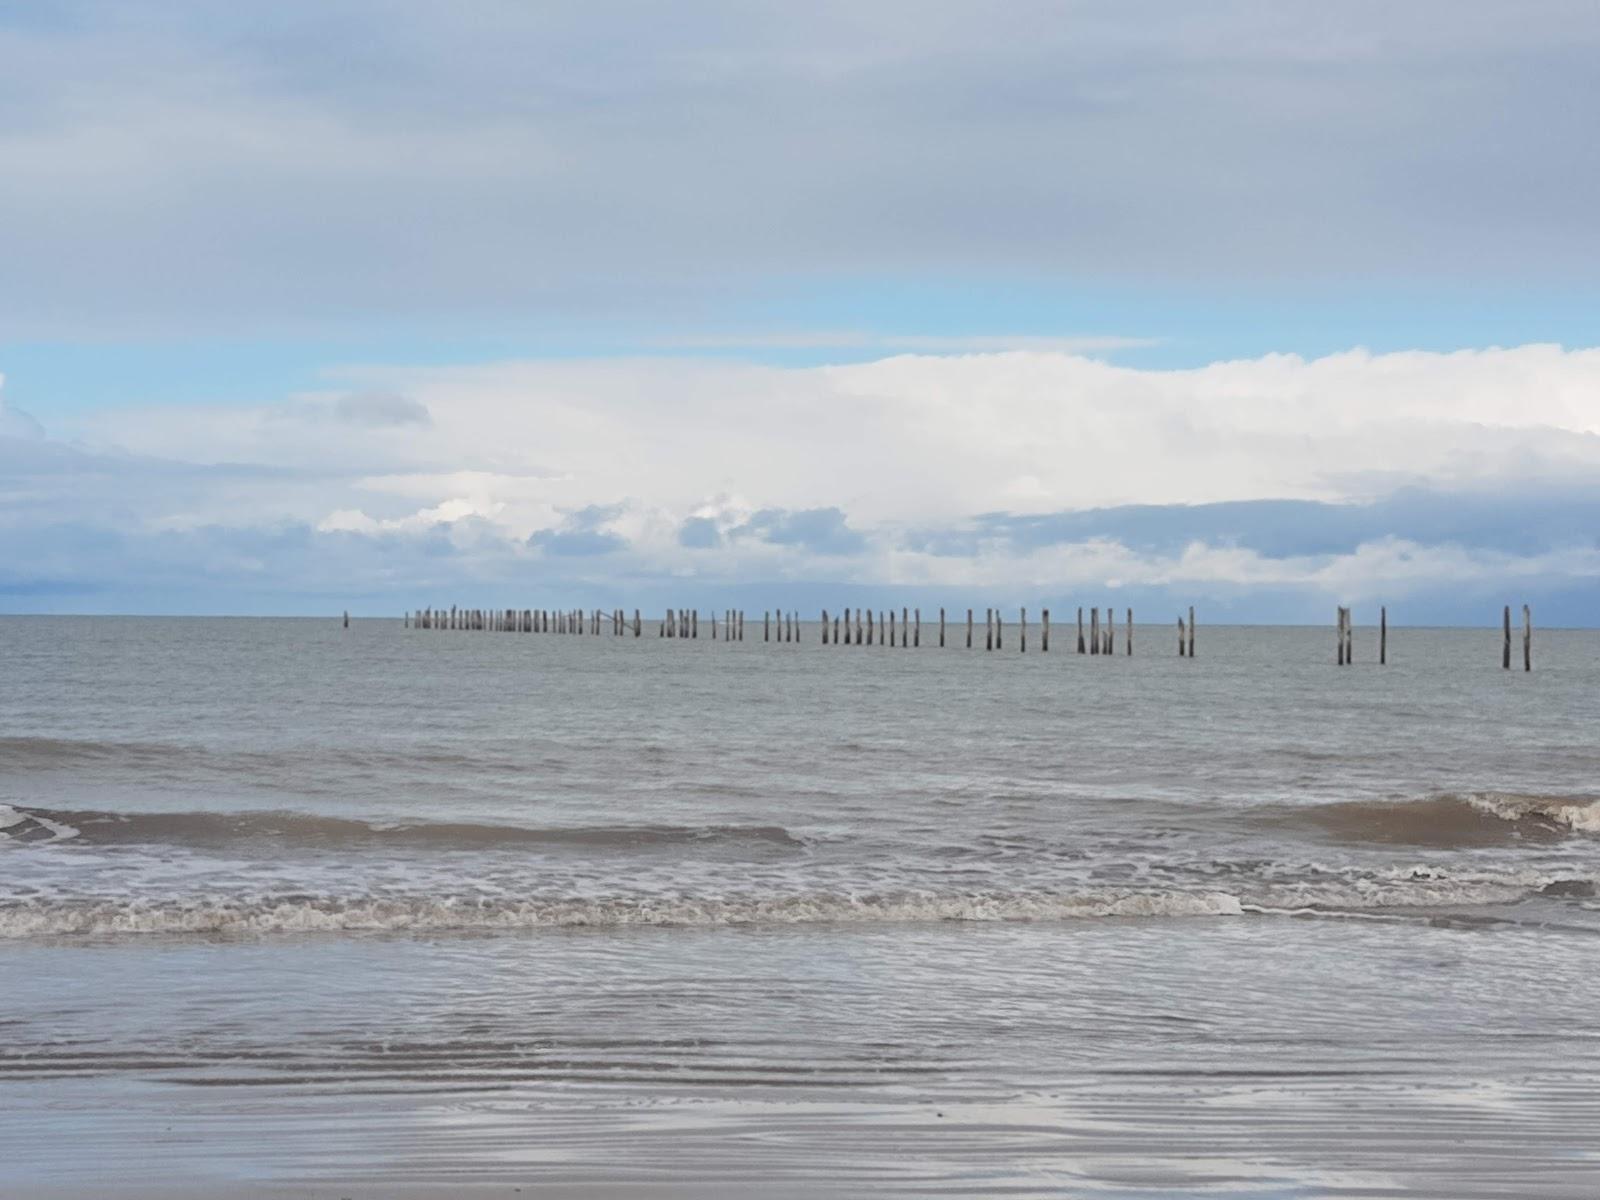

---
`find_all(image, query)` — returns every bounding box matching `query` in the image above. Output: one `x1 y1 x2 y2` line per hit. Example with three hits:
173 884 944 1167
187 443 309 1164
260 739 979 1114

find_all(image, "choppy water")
2 615 1599 1196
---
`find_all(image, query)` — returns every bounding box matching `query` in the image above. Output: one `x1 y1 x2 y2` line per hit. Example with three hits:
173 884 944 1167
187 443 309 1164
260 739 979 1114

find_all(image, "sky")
2 1 1598 621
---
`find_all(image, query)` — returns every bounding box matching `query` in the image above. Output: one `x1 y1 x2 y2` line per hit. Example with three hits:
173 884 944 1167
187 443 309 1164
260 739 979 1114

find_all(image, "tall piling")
1188 607 1196 659
1090 608 1099 656
967 608 973 648
940 607 946 648
1077 607 1086 654
1020 607 1027 653
1380 607 1386 664
1503 605 1512 669
1523 604 1532 672
1178 616 1186 656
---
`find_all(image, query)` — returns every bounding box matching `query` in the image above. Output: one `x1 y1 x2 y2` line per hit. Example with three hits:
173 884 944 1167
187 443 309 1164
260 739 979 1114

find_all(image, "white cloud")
57 344 1600 539
9 343 1599 616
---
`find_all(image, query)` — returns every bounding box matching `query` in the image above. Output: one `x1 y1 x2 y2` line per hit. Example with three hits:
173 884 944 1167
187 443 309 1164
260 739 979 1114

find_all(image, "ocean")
2 615 1598 1197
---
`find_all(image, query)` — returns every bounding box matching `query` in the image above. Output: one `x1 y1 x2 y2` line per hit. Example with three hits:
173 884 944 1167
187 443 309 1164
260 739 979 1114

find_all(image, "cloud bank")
1 1 1597 335
3 345 1597 621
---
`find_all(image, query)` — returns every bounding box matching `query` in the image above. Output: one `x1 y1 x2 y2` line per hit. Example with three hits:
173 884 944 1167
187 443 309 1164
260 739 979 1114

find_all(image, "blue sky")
2 1 1598 620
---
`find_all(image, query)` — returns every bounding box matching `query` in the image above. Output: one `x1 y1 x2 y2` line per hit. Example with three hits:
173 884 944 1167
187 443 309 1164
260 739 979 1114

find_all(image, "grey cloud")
678 516 721 549
911 487 1600 561
330 392 431 428
2 1 1598 334
730 507 866 555
528 503 629 557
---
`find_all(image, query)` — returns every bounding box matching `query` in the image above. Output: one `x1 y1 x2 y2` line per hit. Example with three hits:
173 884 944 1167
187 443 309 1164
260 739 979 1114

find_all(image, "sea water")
2 616 1598 1196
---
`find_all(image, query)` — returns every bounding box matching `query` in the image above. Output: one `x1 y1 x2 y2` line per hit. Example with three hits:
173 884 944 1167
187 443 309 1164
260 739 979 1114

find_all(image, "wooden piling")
1042 609 1049 652
821 610 830 644
901 607 908 648
1020 607 1026 653
1126 608 1132 656
967 608 973 649
833 614 840 643
1188 606 1196 659
1379 607 1386 664
1523 604 1532 672
889 609 896 648
985 608 993 651
1090 608 1099 656
1345 608 1353 665
866 609 873 646
940 607 946 648
1104 610 1113 656
1178 616 1186 656
914 608 921 648
996 612 1003 650
1077 607 1086 654
1503 605 1512 669
1336 607 1345 665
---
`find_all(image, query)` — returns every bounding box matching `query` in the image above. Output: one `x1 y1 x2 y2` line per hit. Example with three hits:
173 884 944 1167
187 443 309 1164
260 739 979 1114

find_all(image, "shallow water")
2 615 1598 1196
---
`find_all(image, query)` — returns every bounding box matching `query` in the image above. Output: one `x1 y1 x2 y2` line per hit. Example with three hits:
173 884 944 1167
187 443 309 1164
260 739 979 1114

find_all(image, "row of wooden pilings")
1332 605 1533 669
403 605 1203 655
396 604 1538 669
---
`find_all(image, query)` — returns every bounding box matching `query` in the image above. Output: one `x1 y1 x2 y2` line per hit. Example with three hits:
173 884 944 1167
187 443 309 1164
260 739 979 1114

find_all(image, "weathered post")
765 611 771 642
901 607 909 648
634 609 641 637
1188 606 1196 659
889 609 896 647
1078 607 1086 654
1042 609 1049 652
1503 605 1512 669
866 609 873 645
996 612 1003 650
1345 608 1354 665
343 610 349 629
1523 604 1532 672
1020 607 1026 653
1104 609 1113 656
1126 608 1132 656
1178 616 1186 656
692 610 698 639
967 608 974 649
940 607 947 648
914 608 921 647
858 609 866 646
1380 606 1386 665
821 609 830 644
1337 607 1345 666
404 611 410 629
833 614 840 643
986 608 993 651
1090 608 1099 656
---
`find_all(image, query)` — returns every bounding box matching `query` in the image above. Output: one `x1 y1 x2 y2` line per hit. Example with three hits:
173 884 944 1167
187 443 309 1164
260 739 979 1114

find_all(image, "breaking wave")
1254 792 1600 846
0 805 804 853
0 889 1249 939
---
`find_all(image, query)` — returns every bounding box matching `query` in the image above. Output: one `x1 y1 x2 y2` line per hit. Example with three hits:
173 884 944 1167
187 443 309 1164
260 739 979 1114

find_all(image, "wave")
1253 792 1600 847
0 889 1248 939
0 805 804 853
